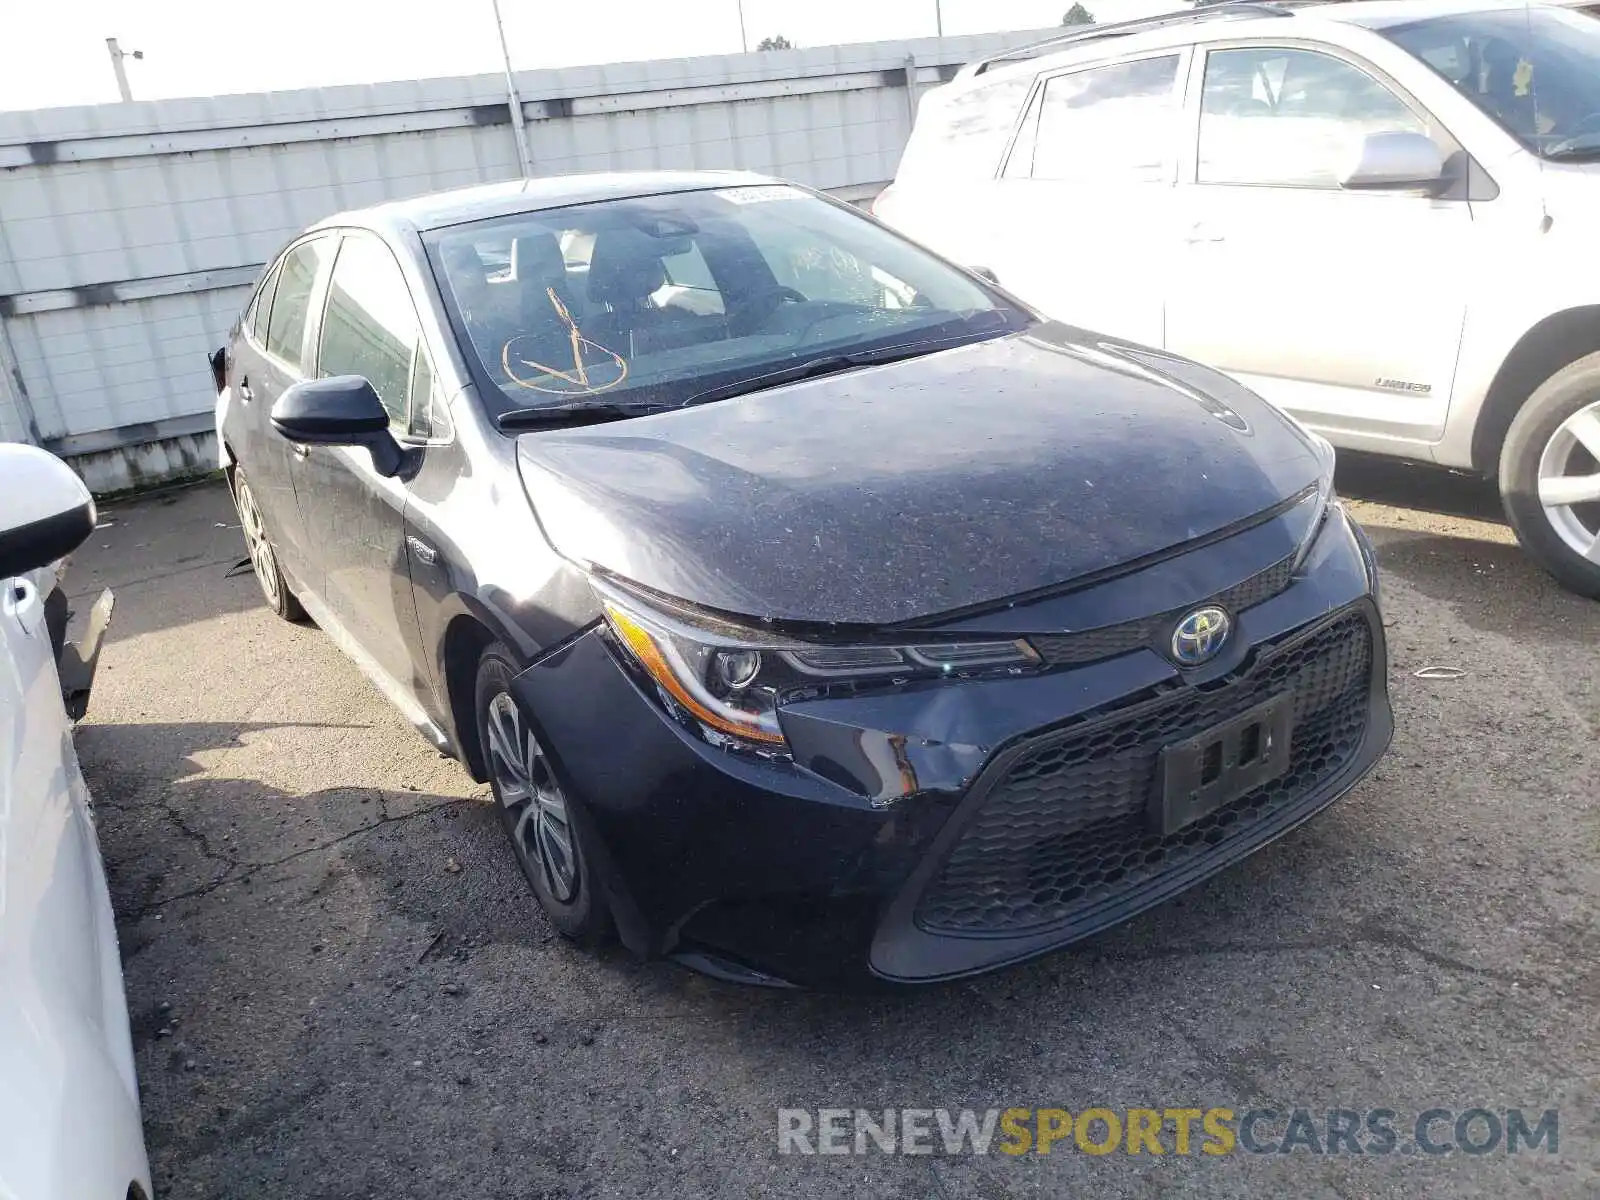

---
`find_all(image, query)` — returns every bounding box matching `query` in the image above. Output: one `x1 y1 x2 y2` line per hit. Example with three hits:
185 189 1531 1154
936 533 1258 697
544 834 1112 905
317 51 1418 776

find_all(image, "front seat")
441 242 517 374
505 231 590 379
585 226 673 356
512 232 583 328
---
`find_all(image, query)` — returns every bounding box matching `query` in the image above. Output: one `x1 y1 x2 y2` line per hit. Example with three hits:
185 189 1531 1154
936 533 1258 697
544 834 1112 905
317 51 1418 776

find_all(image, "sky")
0 0 1160 113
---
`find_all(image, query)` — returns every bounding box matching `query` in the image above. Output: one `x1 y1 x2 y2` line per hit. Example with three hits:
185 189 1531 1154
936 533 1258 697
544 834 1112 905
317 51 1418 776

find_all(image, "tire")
1499 352 1600 600
474 643 611 945
233 470 306 621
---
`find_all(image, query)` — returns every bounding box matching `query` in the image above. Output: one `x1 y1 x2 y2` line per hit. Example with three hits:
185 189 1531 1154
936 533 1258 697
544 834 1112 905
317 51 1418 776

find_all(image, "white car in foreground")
876 0 1600 597
0 443 150 1200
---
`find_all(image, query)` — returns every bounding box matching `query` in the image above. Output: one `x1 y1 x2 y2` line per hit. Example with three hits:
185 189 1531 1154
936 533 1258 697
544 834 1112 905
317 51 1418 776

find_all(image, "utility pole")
934 0 944 36
736 0 749 53
488 0 535 178
105 37 143 102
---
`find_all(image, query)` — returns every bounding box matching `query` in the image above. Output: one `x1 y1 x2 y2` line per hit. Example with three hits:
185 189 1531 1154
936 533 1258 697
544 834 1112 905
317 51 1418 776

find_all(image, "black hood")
515 325 1325 626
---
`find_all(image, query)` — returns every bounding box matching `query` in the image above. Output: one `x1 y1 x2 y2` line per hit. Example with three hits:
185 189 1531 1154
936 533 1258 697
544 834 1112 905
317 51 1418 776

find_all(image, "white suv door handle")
1184 223 1226 245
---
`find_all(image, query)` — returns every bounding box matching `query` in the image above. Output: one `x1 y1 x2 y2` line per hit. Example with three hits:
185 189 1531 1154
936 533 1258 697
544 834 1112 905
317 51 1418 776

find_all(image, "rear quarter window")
897 75 1032 181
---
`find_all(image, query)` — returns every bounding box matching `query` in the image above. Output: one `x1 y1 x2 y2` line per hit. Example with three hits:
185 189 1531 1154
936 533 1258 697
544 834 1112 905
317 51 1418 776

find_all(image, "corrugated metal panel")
0 27 1052 484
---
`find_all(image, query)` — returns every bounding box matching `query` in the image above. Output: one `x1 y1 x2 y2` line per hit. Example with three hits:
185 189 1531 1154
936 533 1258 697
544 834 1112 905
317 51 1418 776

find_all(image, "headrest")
587 226 667 307
441 241 485 280
511 232 567 288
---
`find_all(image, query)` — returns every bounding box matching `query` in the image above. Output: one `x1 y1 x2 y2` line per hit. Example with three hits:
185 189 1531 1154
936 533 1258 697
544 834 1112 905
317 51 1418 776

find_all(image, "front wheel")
233 471 305 621
474 644 611 945
1500 351 1600 600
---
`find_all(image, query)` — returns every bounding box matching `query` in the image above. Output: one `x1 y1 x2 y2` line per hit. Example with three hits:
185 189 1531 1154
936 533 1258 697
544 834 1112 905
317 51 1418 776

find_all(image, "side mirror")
1340 131 1447 193
209 344 227 395
0 444 96 579
271 375 404 477
969 265 1001 285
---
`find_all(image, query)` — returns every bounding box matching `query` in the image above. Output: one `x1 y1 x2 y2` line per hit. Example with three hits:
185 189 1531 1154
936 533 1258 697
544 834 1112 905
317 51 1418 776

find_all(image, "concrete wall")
0 27 1051 492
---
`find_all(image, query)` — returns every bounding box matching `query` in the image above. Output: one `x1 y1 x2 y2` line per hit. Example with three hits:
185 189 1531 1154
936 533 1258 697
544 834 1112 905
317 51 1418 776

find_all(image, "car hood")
515 325 1324 626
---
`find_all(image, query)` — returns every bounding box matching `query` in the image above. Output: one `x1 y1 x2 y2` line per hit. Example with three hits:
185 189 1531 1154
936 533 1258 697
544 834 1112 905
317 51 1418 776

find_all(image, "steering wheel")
729 286 808 336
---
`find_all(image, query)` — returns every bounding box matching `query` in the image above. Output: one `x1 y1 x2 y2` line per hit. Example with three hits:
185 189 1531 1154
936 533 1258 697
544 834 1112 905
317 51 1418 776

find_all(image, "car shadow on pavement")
75 711 1476 1199
1333 452 1599 648
1333 452 1504 524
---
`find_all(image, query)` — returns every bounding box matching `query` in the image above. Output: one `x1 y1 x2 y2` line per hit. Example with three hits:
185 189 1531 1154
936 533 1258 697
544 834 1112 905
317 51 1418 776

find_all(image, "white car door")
983 49 1190 346
0 448 150 1200
1164 41 1473 446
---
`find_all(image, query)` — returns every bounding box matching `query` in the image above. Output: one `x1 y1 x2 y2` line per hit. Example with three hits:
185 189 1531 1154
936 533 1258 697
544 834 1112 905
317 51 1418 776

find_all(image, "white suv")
876 0 1600 596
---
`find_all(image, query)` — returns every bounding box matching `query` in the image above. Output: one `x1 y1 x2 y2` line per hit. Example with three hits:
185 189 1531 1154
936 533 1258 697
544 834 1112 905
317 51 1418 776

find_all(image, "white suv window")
897 75 1033 182
1198 47 1430 188
1018 54 1182 183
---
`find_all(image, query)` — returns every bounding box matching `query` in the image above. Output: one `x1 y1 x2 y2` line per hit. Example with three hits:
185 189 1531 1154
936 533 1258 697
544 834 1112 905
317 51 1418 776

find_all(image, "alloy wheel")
1536 399 1600 564
484 692 579 903
235 479 282 608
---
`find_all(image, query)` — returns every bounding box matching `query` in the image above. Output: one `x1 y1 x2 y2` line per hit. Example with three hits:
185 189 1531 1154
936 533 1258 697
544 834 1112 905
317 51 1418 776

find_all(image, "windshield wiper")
1543 142 1600 162
682 327 1005 408
1541 130 1600 161
495 400 679 429
497 316 1014 426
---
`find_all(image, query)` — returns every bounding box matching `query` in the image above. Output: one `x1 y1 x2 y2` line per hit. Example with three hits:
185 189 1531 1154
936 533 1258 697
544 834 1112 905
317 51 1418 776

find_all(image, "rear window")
1017 54 1182 183
896 75 1032 181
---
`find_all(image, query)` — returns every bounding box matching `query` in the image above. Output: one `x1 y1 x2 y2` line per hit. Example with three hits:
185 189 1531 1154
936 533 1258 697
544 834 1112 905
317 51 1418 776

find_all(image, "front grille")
915 610 1373 937
1030 554 1296 668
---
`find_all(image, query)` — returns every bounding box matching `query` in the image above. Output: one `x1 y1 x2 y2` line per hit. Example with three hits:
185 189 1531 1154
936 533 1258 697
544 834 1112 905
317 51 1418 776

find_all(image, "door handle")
238 375 254 403
406 535 439 566
4 576 44 640
1184 224 1226 245
291 443 310 459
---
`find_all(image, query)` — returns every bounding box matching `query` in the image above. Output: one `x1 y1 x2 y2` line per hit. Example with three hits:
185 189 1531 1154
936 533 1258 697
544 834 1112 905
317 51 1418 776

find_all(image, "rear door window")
1020 54 1183 182
317 234 422 431
265 238 333 369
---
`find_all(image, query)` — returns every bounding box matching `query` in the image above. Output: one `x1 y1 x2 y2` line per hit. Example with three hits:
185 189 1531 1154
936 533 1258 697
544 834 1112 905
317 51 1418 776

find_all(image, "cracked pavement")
68 462 1599 1199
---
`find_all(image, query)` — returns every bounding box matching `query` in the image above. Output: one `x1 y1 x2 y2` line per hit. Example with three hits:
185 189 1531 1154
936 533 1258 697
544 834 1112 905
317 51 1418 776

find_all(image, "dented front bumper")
510 508 1391 990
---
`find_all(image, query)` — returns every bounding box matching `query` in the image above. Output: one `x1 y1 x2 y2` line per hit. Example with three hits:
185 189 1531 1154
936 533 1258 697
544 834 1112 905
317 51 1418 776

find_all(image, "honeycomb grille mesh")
915 612 1373 937
1029 554 1297 667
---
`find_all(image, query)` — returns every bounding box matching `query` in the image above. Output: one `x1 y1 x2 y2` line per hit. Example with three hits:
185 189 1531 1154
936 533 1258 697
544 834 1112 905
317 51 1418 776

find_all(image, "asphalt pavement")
68 457 1599 1199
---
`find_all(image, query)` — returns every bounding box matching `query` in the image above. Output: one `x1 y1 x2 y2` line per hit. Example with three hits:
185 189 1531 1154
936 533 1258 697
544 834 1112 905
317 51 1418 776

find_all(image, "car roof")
965 0 1565 83
312 169 779 237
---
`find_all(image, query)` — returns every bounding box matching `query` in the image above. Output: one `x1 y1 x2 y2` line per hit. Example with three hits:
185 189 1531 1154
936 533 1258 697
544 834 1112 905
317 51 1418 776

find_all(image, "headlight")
595 583 1040 755
1291 432 1338 575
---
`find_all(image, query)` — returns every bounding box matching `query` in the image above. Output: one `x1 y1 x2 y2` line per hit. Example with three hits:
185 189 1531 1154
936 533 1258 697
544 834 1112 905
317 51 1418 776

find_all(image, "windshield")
424 184 1026 416
1383 6 1600 158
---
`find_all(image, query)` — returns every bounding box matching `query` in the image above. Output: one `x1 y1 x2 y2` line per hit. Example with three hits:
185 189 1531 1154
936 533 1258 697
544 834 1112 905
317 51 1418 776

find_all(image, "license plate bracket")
1153 693 1294 836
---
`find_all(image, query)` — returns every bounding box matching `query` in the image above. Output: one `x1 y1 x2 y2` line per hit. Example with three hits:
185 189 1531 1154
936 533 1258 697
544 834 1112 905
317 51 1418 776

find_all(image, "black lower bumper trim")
869 600 1392 983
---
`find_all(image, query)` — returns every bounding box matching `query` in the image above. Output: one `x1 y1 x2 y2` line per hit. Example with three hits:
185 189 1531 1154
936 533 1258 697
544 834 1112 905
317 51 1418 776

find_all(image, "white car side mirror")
1340 130 1447 194
0 444 96 579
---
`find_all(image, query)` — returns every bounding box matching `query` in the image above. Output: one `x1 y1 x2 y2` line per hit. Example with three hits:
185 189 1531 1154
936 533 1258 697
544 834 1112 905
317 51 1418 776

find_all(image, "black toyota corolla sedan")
213 170 1390 989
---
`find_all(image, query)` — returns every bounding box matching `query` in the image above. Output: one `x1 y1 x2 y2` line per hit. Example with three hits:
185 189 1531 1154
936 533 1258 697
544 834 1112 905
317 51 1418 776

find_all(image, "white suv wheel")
1500 351 1600 600
1535 401 1600 562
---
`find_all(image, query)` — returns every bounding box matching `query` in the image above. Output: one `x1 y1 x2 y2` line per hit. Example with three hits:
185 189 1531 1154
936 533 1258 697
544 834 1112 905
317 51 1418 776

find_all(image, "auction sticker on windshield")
716 184 803 204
